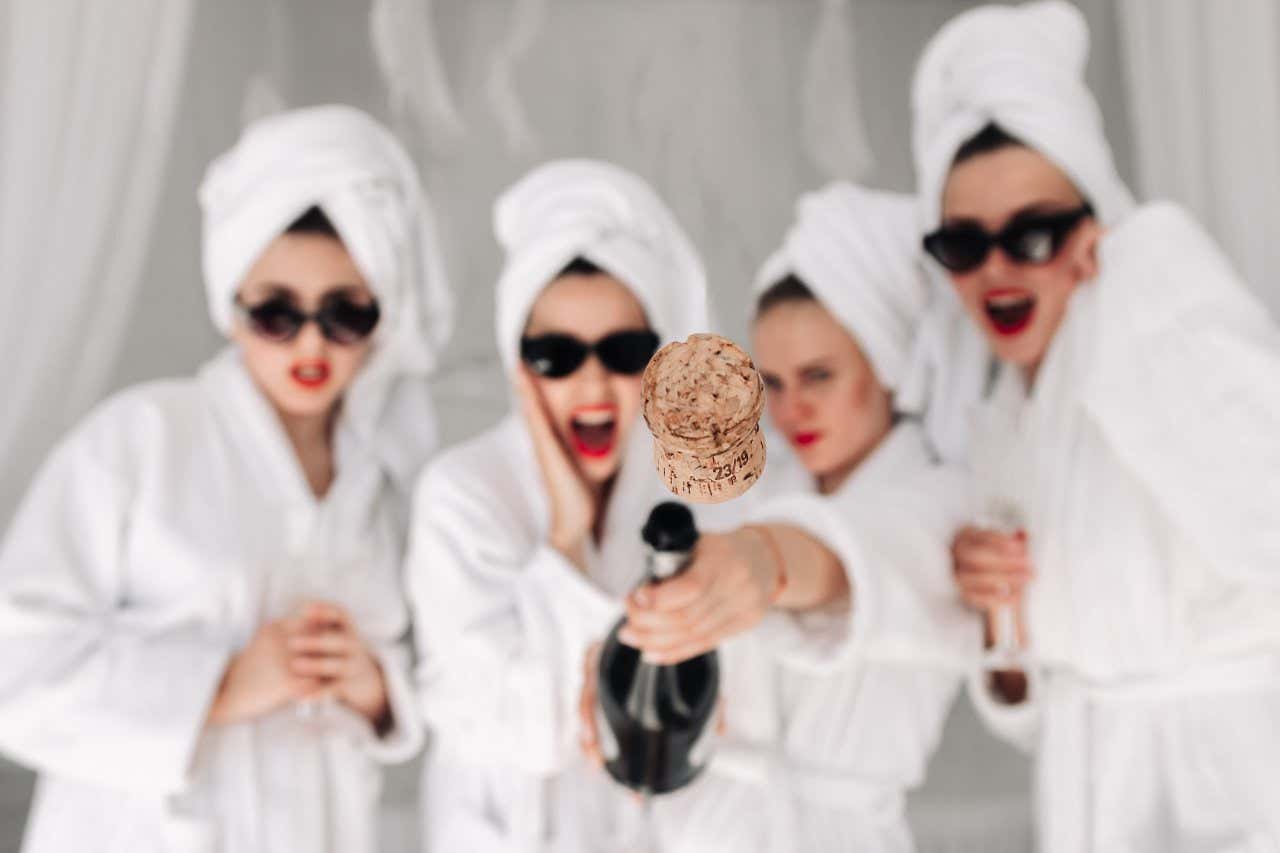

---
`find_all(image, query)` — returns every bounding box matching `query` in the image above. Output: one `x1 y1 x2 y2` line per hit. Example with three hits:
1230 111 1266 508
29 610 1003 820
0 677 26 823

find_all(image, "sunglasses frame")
234 292 381 345
520 329 660 379
922 203 1095 274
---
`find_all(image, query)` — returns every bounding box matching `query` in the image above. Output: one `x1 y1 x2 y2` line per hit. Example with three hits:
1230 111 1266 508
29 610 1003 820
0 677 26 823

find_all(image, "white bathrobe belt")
711 738 904 814
1040 651 1280 853
1047 651 1280 704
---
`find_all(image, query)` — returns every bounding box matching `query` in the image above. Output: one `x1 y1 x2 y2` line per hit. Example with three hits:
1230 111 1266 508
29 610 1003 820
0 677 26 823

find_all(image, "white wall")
110 0 1137 444
2 1 1140 849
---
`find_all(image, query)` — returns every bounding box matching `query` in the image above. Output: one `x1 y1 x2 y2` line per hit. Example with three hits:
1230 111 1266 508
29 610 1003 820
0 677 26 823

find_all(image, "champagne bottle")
596 502 719 795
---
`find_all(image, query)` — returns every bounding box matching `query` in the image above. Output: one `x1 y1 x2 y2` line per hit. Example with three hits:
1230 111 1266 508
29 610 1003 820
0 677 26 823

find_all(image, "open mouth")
291 360 331 389
982 290 1036 336
570 407 617 459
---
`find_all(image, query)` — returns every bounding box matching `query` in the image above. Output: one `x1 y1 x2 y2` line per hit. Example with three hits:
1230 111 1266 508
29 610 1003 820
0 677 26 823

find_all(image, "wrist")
550 532 587 569
740 526 787 607
205 661 237 727
351 693 392 732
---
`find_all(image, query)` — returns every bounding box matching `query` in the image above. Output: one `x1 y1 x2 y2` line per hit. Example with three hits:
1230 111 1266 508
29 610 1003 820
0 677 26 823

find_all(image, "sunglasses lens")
596 330 660 375
245 299 303 341
925 227 991 273
1002 210 1089 265
1007 226 1057 264
320 297 381 344
520 334 589 378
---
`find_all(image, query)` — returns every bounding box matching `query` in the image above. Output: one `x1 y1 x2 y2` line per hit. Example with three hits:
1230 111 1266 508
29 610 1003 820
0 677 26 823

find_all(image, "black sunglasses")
520 329 660 379
923 203 1094 274
235 292 381 345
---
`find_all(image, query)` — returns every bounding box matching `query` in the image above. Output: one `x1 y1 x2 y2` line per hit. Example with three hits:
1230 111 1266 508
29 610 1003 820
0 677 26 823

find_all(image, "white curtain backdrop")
0 0 195 526
1117 0 1280 317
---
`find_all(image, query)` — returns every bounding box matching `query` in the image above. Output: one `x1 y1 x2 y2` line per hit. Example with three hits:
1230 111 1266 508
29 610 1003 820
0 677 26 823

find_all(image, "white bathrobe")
0 106 451 853
906 3 1280 848
965 205 1280 852
751 183 981 851
748 425 979 853
412 412 808 852
410 160 818 852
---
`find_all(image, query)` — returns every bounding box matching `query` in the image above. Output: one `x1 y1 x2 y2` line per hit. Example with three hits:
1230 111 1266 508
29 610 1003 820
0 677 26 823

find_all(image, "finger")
630 566 715 613
581 642 602 682
515 367 559 446
620 589 727 650
622 587 719 633
295 601 352 632
295 680 338 702
959 528 1029 558
287 676 330 700
288 632 355 656
957 571 1034 596
577 676 602 767
578 643 605 767
953 550 1033 578
955 568 1033 589
289 655 349 679
957 580 1023 609
642 609 754 665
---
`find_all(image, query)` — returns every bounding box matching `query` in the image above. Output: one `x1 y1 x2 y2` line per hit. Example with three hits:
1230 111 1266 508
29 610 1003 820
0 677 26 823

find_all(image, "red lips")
290 360 331 389
792 431 822 448
569 404 617 459
982 288 1036 337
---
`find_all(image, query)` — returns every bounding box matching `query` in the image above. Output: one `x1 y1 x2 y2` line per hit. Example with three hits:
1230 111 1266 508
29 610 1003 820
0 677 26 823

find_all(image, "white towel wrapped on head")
198 104 453 492
912 0 1134 230
753 183 927 394
903 0 1135 462
492 159 709 376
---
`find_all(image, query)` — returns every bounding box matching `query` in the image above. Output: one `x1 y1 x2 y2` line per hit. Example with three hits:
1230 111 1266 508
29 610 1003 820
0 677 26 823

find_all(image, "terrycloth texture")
966 202 1280 853
410 161 834 852
0 350 425 853
198 105 452 493
492 159 709 375
754 182 927 393
911 0 1134 231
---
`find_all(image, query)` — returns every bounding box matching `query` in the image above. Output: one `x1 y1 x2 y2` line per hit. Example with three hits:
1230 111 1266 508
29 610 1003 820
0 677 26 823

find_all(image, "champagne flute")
976 498 1025 671
968 398 1030 674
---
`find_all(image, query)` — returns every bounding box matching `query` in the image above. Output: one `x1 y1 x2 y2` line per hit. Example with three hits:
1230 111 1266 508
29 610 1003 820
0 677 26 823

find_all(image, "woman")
586 183 981 852
909 3 1280 850
408 160 875 852
0 105 452 853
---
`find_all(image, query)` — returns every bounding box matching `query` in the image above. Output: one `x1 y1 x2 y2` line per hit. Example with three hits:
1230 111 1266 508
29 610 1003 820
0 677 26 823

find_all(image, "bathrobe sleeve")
964 664 1044 754
358 625 426 765
1085 203 1280 589
407 457 620 775
0 404 233 796
748 427 982 673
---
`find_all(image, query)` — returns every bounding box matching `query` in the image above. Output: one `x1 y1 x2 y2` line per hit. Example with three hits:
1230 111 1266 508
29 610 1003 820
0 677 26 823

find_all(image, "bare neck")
276 406 338 498
816 416 893 497
590 476 615 545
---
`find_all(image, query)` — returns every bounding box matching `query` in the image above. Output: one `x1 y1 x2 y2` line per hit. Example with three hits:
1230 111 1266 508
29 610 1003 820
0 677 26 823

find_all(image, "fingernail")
641 651 663 665
618 628 639 646
631 588 650 608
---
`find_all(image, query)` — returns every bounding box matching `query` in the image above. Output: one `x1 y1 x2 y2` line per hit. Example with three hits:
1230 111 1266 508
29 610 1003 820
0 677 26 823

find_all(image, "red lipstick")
290 360 331 389
569 404 618 459
982 288 1036 337
792 431 822 448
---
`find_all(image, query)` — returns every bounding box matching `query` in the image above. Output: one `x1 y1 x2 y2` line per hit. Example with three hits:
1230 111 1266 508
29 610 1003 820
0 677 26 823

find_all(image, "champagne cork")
642 333 766 504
